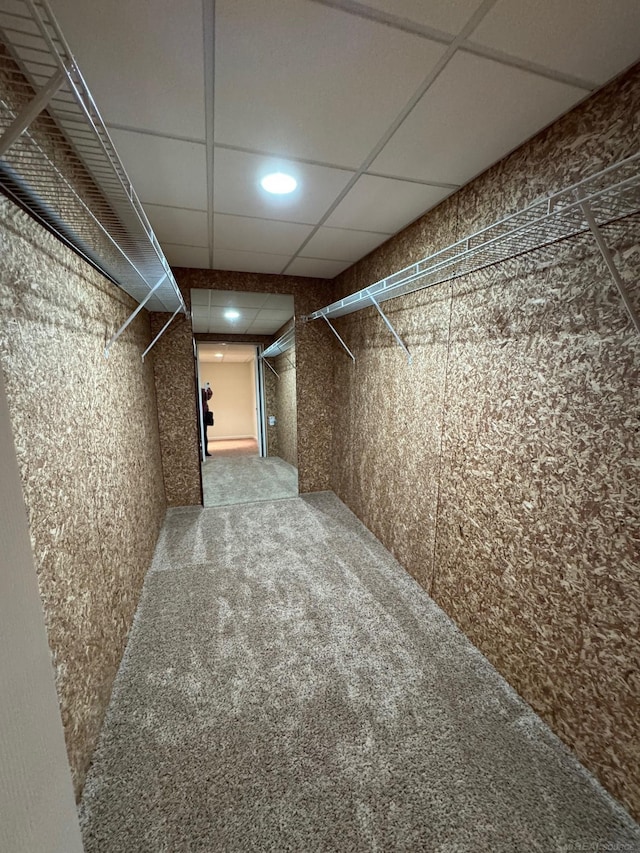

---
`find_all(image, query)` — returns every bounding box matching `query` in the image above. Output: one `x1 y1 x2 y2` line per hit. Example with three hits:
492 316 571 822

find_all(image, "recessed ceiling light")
224 309 240 320
215 352 223 357
260 172 297 195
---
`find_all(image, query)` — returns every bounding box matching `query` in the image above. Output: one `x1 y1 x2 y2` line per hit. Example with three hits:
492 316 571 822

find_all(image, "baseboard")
210 435 257 441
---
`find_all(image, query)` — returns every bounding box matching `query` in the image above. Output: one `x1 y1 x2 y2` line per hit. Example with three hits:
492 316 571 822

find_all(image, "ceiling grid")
3 0 640 280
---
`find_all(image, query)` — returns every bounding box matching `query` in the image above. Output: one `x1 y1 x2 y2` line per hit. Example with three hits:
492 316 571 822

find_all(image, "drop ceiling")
49 0 640 279
191 289 294 334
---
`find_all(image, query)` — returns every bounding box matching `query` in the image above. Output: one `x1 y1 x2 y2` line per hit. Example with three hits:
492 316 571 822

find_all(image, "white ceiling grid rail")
0 0 187 357
306 152 640 359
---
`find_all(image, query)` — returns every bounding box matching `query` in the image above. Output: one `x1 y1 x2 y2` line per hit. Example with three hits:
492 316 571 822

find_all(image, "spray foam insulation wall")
329 64 640 819
0 198 167 799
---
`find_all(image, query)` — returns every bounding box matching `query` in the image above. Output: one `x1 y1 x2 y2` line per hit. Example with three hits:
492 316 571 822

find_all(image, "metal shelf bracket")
579 194 640 335
141 305 182 362
104 273 167 358
263 359 279 378
369 294 412 364
322 315 355 362
0 68 65 158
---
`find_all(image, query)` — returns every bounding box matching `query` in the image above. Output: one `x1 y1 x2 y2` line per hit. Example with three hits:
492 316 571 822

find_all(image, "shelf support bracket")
104 273 167 358
369 294 412 363
0 68 66 158
579 196 640 335
262 358 279 378
141 305 182 362
322 315 355 362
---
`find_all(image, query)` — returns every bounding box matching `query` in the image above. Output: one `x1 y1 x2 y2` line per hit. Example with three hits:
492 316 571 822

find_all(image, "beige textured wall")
264 364 280 458
274 344 297 468
0 198 167 799
329 65 640 819
202 361 257 439
151 271 334 505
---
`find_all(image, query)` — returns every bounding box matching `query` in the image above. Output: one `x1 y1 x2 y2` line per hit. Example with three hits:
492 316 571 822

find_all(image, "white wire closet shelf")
305 151 640 326
0 0 185 315
261 326 295 360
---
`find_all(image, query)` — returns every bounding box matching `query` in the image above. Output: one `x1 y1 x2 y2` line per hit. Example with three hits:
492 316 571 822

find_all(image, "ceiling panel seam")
461 41 597 91
213 142 460 187
308 0 596 90
280 0 499 274
143 202 208 214
203 0 216 268
307 0 455 45
105 122 206 146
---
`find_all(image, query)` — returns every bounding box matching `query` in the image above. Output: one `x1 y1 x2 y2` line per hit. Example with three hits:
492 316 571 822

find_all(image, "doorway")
197 342 263 460
192 287 298 507
196 340 298 507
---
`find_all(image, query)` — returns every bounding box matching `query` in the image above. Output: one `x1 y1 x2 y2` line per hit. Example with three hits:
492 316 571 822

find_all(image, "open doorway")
198 343 262 459
191 288 298 507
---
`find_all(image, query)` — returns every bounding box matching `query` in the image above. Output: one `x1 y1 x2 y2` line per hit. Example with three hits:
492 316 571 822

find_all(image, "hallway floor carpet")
79 493 640 852
201 454 298 507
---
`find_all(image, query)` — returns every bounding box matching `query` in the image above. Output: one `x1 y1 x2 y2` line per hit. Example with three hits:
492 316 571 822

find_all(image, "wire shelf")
306 151 640 322
261 326 295 359
0 0 185 314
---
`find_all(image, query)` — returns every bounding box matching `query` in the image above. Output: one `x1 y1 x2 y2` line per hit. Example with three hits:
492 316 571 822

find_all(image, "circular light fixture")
260 172 297 195
224 309 240 320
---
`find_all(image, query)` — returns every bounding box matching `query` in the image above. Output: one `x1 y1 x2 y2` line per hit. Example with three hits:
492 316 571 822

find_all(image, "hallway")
202 450 298 507
79 493 639 852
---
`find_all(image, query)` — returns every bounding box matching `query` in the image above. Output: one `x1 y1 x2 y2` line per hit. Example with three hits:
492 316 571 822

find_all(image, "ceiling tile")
208 291 269 309
214 0 446 167
371 51 588 185
145 204 209 248
213 148 354 224
190 290 211 306
285 258 351 278
359 0 487 34
325 176 450 234
301 226 391 262
164 244 210 269
247 321 288 334
250 309 294 326
262 294 296 311
469 0 640 85
109 129 207 209
213 247 291 275
192 315 209 333
52 0 205 138
209 307 258 335
209 306 259 325
213 214 314 255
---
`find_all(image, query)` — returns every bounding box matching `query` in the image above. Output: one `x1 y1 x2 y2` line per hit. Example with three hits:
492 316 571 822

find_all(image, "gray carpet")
80 493 640 852
202 454 298 507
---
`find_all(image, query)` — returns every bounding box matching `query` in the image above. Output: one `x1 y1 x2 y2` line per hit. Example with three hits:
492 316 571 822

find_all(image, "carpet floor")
79 493 640 852
202 454 298 507
209 438 259 457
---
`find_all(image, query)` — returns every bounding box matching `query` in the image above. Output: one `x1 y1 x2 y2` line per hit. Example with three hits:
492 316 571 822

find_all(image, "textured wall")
152 271 334 504
274 344 298 468
151 312 201 506
0 198 167 799
264 364 279 458
329 64 640 819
